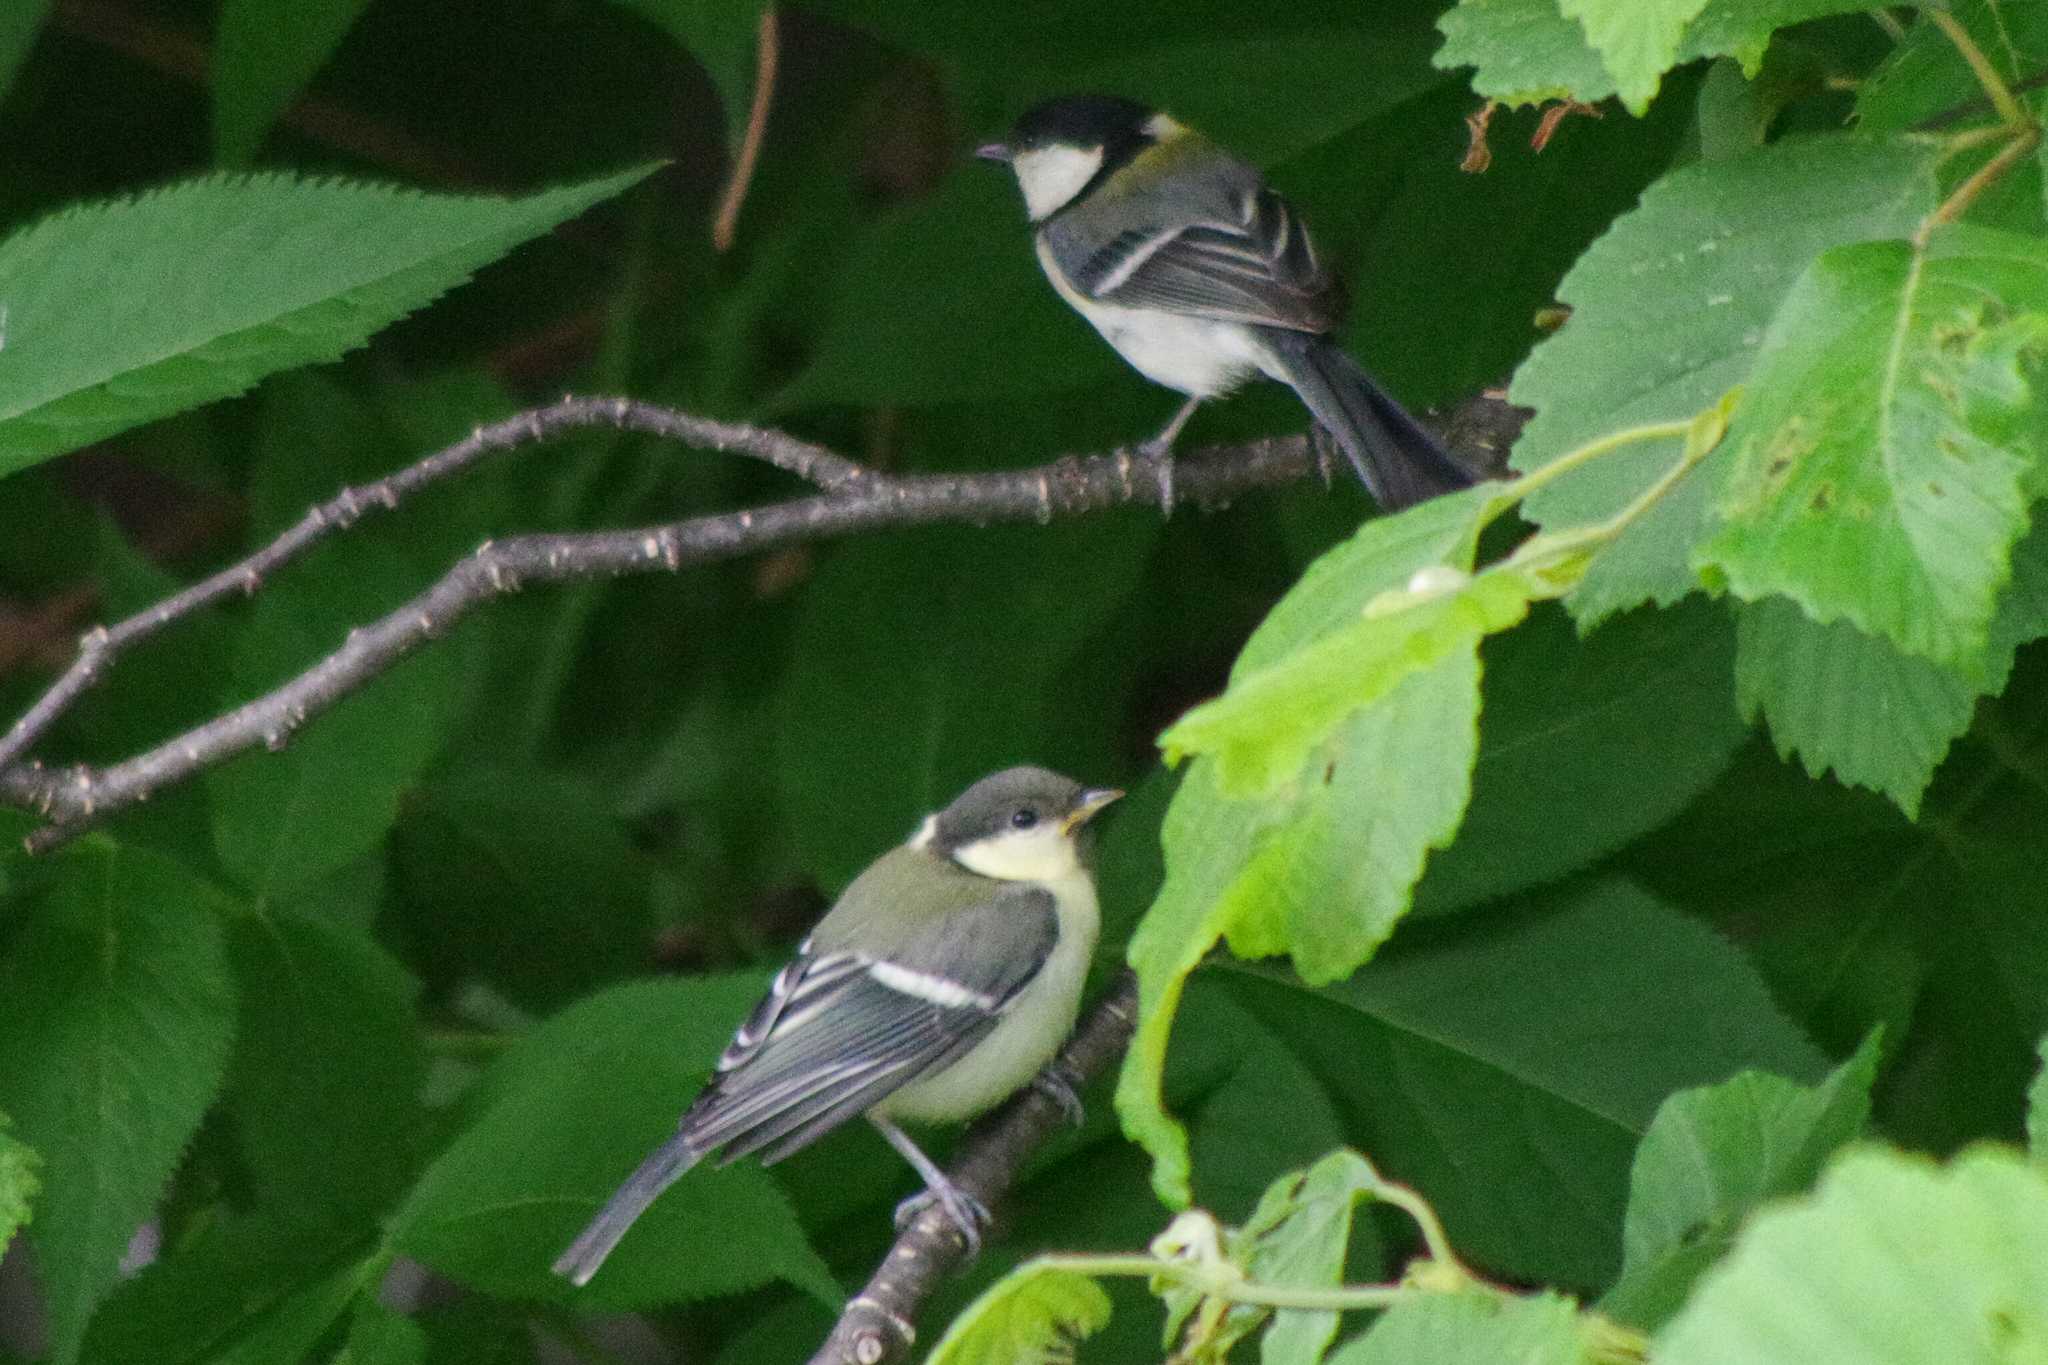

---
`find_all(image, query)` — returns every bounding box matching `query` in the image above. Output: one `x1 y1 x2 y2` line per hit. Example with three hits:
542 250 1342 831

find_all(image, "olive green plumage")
551 765 1119 1285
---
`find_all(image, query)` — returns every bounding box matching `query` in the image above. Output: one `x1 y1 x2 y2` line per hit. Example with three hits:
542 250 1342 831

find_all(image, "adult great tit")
552 766 1121 1285
979 94 1474 512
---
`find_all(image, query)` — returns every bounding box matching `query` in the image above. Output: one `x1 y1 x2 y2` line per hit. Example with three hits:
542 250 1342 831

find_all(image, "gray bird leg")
872 1115 992 1255
1031 1062 1086 1127
1136 395 1201 519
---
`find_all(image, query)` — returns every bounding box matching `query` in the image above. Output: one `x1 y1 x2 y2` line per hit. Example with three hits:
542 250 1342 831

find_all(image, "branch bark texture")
0 391 1525 850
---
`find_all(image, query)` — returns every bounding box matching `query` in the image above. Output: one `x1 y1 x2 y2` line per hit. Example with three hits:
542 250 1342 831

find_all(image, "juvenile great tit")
979 94 1474 512
552 766 1122 1285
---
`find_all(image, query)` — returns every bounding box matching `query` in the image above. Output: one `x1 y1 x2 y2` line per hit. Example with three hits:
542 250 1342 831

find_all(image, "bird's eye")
1010 807 1039 830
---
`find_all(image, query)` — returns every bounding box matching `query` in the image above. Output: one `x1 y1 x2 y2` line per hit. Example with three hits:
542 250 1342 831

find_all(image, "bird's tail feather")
552 1131 702 1286
1257 329 1475 511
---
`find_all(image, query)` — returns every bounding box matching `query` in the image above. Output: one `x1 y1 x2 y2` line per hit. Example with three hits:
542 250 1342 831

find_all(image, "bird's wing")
1054 183 1342 332
678 883 1059 1164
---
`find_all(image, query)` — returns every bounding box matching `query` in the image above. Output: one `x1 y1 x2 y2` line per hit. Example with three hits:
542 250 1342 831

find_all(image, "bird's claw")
894 1178 992 1255
1032 1064 1086 1127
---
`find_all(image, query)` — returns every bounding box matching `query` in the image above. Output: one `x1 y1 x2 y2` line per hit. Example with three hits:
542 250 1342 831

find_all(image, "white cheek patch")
1013 144 1105 220
952 824 1080 882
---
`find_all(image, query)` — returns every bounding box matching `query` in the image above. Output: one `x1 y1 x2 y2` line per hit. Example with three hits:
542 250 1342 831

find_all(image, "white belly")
875 872 1098 1123
1037 237 1270 397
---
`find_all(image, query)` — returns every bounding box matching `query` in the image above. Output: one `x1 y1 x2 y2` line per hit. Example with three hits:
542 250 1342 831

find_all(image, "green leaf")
1121 656 1482 1207
1604 1034 1880 1329
392 976 837 1309
1160 482 1505 791
1120 488 1506 1206
2031 1035 2048 1163
223 914 424 1235
337 1301 426 1365
0 1110 39 1259
1436 0 1873 109
1559 0 1710 114
925 1263 1113 1365
1417 599 1746 914
1508 136 1940 628
1224 878 1826 1287
212 0 373 163
81 1216 376 1365
0 842 238 1364
0 164 656 478
388 765 658 1012
1696 227 2048 666
1232 1150 1384 1365
774 518 1151 890
1734 600 1972 816
0 0 49 108
206 541 459 900
606 0 762 150
1161 559 1537 798
1656 1146 2048 1363
1327 1290 1589 1365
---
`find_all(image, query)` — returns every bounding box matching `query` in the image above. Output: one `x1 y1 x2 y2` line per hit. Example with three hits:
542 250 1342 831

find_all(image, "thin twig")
711 7 779 252
1924 8 2029 128
806 972 1140 1365
0 393 1525 851
0 396 856 775
1914 120 2043 245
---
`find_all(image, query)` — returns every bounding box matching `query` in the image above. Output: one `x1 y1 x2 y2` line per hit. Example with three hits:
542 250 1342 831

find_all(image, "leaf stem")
1036 1252 1413 1311
1925 9 2028 128
1915 120 2044 245
1503 419 1694 504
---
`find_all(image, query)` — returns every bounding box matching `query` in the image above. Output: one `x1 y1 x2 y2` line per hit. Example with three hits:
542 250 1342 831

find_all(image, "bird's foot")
1132 440 1177 518
1031 1063 1086 1127
894 1176 992 1255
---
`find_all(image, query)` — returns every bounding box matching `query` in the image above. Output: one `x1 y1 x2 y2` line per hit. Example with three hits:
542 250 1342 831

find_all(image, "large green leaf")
1224 878 1826 1288
1656 1146 2048 1363
605 0 762 150
223 914 424 1235
1697 227 2048 666
0 842 238 1364
1120 487 1501 1206
0 1110 37 1260
1558 0 1709 113
2032 1035 2048 1163
0 0 48 108
80 1215 377 1365
212 0 374 163
1327 1290 1589 1365
387 765 658 1012
1604 1035 1880 1329
1729 521 2048 814
774 517 1152 891
205 540 460 901
0 165 655 478
1416 598 1746 914
392 976 837 1309
1436 0 1873 109
1507 136 1940 627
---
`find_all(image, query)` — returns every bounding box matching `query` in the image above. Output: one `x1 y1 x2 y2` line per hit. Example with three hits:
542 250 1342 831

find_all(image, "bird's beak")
975 141 1014 164
1063 787 1124 834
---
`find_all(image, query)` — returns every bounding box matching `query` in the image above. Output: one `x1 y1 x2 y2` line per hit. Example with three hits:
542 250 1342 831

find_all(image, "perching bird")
978 94 1474 512
552 766 1122 1285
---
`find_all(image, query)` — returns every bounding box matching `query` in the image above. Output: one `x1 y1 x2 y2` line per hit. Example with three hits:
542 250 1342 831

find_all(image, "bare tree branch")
0 391 1525 852
807 971 1140 1365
